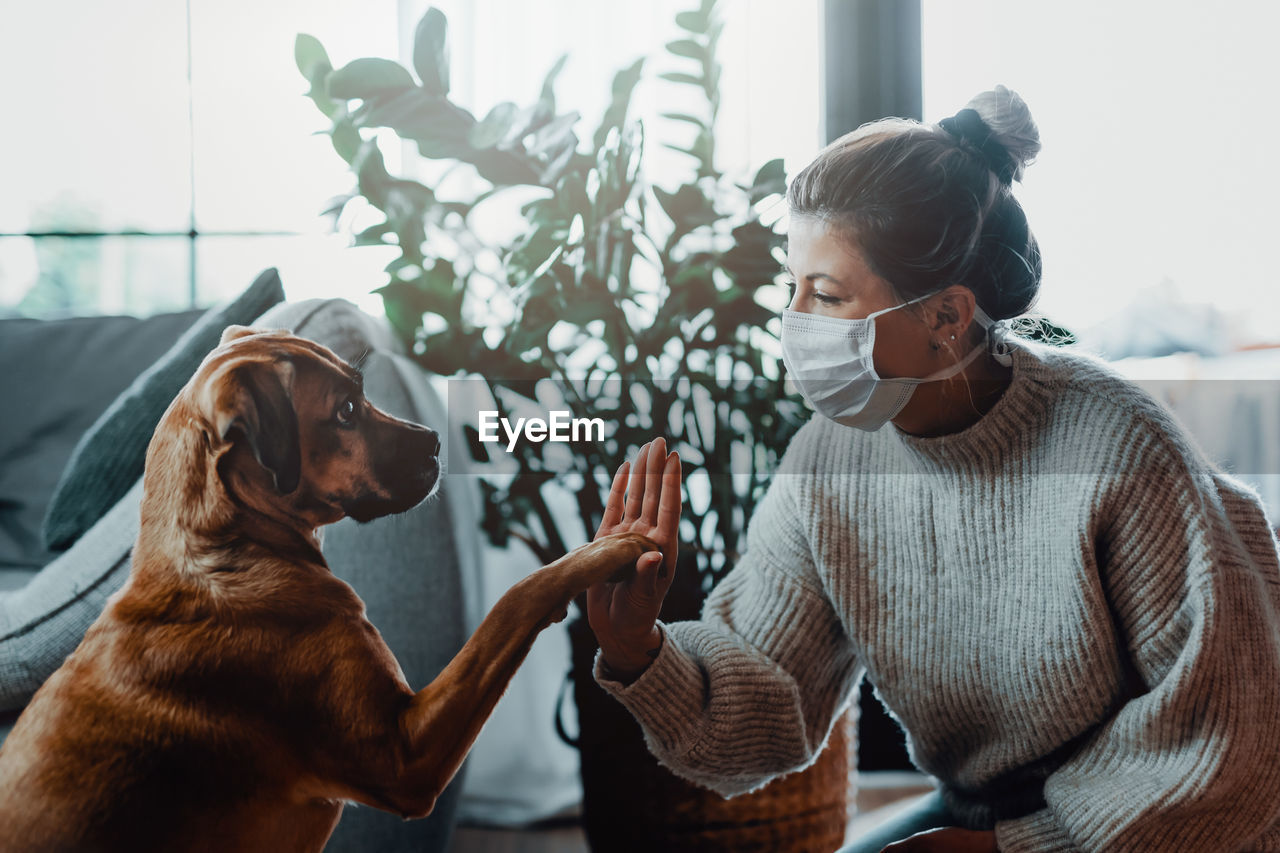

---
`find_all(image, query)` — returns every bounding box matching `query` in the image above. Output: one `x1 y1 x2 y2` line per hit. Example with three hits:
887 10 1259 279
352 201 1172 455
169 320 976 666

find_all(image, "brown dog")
0 327 653 852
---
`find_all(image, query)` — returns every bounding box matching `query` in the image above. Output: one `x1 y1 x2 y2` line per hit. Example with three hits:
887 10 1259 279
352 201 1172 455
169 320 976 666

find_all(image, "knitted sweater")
595 337 1280 852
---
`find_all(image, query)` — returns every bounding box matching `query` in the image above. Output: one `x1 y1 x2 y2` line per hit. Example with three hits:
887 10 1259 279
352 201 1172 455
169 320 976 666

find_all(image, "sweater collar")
882 338 1054 471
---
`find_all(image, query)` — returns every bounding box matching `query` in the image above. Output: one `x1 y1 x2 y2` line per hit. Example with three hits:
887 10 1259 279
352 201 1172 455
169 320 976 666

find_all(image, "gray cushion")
41 268 285 551
0 477 144 710
0 310 203 574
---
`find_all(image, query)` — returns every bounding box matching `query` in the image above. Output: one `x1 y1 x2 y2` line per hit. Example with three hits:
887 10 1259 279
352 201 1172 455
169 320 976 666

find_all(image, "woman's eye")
782 275 841 306
336 398 358 427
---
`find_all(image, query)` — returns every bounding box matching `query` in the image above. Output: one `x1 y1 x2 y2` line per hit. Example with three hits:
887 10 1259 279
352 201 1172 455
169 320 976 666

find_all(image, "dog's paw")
563 532 659 588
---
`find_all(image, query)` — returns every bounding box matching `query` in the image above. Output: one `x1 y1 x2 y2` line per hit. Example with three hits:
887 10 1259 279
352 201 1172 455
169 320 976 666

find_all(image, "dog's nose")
424 429 441 458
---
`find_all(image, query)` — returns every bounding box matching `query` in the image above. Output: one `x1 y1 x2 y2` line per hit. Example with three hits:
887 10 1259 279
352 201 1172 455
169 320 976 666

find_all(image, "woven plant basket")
564 611 857 853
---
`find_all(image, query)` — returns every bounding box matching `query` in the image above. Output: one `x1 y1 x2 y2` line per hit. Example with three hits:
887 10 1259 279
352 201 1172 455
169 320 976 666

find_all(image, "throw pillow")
0 308 203 574
41 268 285 550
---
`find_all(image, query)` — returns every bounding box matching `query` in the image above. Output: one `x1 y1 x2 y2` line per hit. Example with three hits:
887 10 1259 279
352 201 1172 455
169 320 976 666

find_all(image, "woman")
586 86 1280 852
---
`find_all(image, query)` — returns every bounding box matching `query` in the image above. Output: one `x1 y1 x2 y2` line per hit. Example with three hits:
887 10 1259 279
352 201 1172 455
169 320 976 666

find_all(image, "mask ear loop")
867 290 935 323
973 305 1015 367
899 292 1015 368
938 304 1012 418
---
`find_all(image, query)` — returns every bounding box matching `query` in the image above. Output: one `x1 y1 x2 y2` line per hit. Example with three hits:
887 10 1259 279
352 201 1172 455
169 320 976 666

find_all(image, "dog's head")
188 326 440 527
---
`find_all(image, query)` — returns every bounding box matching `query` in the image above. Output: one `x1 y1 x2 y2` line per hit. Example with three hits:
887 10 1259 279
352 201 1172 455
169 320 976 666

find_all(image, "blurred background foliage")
297 0 805 591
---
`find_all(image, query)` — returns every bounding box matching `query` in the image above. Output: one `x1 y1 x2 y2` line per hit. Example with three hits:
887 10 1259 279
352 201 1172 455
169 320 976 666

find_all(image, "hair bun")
939 108 1018 184
962 85 1041 182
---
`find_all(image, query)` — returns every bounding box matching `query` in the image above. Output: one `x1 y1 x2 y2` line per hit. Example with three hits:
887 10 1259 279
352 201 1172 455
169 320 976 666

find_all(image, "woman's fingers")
597 461 630 536
655 452 682 536
622 552 668 622
637 551 664 596
655 451 682 575
640 437 668 525
623 441 651 521
649 545 676 598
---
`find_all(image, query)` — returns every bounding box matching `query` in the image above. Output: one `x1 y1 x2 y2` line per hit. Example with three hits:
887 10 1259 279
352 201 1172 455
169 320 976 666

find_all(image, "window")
922 0 1280 347
0 0 402 319
1 0 821 321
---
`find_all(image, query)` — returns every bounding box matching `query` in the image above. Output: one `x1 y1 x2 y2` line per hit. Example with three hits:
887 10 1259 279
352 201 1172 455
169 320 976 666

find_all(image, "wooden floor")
448 772 934 853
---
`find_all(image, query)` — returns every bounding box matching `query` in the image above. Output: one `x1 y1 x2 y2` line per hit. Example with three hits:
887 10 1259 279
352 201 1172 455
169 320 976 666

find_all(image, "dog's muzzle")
343 423 442 522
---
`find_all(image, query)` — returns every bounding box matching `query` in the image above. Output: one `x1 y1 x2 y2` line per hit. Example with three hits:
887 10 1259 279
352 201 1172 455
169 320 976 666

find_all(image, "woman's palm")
588 438 682 659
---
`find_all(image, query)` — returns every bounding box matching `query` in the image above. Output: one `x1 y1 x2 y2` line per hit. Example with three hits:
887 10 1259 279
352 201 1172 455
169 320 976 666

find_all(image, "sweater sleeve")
593 467 863 798
996 434 1280 853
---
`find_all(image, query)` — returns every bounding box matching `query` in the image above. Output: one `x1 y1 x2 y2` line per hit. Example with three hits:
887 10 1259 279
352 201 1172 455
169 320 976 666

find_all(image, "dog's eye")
335 398 358 428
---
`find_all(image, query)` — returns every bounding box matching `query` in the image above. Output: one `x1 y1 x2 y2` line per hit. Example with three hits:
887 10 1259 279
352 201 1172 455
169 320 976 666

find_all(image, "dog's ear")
214 361 301 495
220 325 260 346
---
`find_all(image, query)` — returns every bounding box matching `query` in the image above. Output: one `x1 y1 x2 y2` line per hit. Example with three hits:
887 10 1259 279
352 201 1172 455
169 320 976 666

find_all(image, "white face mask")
780 297 1000 431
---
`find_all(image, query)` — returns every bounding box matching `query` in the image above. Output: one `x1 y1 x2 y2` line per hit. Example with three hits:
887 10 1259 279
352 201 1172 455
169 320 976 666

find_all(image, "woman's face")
784 215 897 320
784 216 934 381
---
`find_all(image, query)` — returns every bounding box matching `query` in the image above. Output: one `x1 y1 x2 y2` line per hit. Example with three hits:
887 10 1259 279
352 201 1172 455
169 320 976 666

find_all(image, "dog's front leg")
366 531 657 818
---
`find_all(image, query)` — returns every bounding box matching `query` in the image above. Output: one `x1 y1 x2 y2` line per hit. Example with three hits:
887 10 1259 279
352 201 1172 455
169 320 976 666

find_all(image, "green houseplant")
297 3 852 848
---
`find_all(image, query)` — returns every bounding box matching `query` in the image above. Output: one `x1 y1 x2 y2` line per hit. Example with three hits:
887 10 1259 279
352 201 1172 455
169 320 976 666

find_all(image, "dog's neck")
136 404 327 574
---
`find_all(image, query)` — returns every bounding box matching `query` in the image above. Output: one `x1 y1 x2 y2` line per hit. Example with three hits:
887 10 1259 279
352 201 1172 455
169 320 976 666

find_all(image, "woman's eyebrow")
785 265 845 285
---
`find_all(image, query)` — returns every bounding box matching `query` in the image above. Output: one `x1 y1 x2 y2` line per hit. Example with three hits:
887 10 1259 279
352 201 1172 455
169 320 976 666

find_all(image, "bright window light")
923 0 1280 347
0 1 819 319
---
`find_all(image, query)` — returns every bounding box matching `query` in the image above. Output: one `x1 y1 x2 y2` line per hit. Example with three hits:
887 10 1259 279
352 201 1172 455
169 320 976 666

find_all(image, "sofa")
0 286 484 851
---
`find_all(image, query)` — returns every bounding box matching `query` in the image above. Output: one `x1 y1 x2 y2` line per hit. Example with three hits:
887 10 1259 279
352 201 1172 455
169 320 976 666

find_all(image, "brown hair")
786 86 1041 321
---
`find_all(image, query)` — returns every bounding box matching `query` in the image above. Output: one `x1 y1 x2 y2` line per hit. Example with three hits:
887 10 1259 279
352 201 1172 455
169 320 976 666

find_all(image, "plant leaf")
470 101 518 149
539 54 568 113
594 58 645 151
354 222 392 246
327 58 415 100
320 192 353 219
413 7 451 96
675 10 708 33
352 139 393 208
295 34 331 79
706 17 726 51
355 89 475 159
662 128 713 166
665 38 704 61
471 149 546 186
529 112 579 157
658 71 704 87
660 111 707 129
330 118 361 163
654 184 717 237
540 143 579 186
749 158 786 204
296 34 339 117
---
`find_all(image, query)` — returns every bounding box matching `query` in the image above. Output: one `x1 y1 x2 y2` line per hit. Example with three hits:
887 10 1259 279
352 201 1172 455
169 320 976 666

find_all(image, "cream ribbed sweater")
595 338 1280 852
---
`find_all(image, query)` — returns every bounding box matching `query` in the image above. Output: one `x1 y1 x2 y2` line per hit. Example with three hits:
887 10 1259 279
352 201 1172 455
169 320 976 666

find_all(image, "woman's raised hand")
587 437 682 682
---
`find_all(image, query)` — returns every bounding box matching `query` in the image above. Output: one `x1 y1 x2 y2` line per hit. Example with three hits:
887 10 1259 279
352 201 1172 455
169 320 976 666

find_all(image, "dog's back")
0 551 368 852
